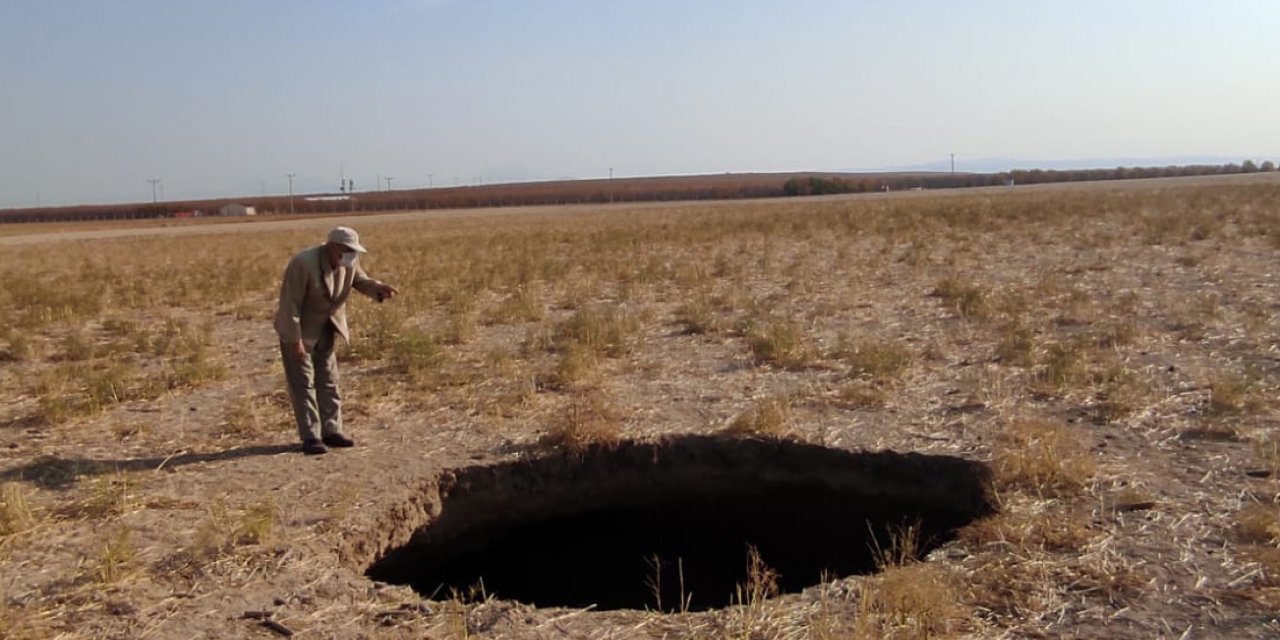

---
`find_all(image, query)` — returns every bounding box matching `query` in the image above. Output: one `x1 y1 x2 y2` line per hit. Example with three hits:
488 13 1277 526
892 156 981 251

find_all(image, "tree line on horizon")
782 160 1278 196
3 160 1275 224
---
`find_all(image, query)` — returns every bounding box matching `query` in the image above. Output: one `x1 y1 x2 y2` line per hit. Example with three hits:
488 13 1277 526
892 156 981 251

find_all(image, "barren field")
4 174 1280 639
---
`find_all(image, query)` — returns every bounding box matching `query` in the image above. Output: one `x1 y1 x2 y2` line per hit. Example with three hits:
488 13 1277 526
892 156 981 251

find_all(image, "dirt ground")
3 174 1280 639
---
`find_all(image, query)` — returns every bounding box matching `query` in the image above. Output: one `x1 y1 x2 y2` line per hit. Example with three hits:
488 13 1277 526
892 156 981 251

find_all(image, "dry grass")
674 297 721 335
176 499 278 571
219 393 269 439
554 304 643 358
994 320 1035 366
931 277 989 320
746 318 814 368
1237 503 1280 545
723 395 793 438
1207 371 1260 416
836 335 914 381
993 419 1095 498
832 381 889 409
63 473 134 520
852 563 965 640
1095 367 1153 422
95 527 138 584
0 482 35 537
3 176 1280 636
961 506 1095 554
539 391 621 454
1254 430 1280 476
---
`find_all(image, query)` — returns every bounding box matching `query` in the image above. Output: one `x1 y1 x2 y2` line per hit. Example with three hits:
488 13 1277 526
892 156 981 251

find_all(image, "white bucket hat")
326 226 368 253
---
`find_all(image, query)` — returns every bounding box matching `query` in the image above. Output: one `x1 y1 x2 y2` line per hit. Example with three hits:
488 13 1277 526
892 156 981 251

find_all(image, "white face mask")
340 251 358 268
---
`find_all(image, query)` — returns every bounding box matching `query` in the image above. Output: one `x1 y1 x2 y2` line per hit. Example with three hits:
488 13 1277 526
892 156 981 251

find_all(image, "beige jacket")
273 245 384 345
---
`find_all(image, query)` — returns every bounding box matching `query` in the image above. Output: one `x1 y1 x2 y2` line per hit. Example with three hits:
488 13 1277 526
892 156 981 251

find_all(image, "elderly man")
274 226 398 455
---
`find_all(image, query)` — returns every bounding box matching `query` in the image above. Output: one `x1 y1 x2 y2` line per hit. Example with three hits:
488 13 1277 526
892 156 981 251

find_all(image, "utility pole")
427 173 433 188
950 153 955 186
148 179 161 203
286 173 296 214
384 176 394 191
609 167 614 203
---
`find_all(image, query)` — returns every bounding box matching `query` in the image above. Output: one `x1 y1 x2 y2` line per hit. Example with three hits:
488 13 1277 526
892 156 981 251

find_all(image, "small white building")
218 203 257 217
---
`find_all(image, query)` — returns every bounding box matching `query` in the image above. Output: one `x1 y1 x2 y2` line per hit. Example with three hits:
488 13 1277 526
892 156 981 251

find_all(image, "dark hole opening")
367 436 994 612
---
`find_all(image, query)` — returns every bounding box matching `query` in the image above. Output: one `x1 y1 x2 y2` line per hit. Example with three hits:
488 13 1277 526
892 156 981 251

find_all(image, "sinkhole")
366 435 995 612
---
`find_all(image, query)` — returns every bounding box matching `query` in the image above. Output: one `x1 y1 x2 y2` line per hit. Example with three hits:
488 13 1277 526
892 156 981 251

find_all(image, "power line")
147 178 161 203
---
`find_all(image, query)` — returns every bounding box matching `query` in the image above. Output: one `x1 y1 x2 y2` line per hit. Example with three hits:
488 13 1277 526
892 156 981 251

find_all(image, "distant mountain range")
863 155 1275 174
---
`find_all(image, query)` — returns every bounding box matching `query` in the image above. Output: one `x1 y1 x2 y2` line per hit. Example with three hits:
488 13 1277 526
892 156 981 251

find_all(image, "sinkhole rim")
364 434 997 612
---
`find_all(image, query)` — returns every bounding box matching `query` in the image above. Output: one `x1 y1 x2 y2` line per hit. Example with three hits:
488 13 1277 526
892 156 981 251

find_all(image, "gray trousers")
281 323 344 442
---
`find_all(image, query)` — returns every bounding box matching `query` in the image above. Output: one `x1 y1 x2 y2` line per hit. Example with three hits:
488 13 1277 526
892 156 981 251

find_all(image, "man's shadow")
0 443 298 490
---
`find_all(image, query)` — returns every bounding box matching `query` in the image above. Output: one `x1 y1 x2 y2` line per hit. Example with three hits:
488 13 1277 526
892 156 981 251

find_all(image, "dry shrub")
540 392 620 454
723 395 792 438
993 419 1095 497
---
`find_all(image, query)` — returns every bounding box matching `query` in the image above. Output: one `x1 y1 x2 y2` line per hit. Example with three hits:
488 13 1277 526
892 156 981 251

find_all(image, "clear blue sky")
1 0 1276 207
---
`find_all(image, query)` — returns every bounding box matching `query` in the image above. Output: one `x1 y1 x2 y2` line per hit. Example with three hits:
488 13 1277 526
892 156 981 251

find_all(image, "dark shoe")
322 433 355 448
301 439 328 455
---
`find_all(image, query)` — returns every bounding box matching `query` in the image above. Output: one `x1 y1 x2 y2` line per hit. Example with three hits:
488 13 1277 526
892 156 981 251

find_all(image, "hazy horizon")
3 1 1277 208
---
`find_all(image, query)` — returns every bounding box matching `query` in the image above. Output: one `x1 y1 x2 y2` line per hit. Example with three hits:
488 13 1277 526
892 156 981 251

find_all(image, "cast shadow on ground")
0 443 298 490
